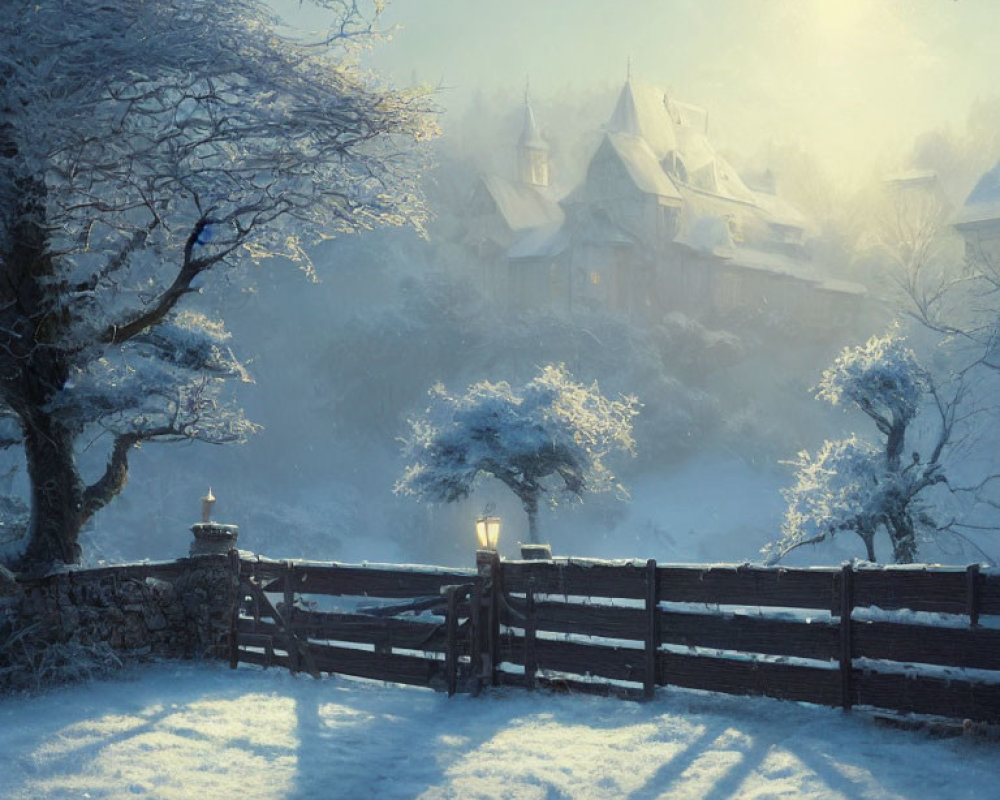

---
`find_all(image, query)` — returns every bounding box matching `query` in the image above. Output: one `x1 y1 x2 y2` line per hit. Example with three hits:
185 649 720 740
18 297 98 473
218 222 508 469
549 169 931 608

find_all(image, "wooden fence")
232 556 480 693
230 554 1000 723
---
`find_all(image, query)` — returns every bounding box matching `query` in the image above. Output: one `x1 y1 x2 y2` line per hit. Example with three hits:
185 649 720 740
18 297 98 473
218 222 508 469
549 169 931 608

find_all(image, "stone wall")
0 554 239 692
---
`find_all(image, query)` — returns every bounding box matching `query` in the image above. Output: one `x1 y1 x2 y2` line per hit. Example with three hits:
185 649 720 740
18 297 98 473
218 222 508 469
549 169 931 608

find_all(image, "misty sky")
272 0 1000 187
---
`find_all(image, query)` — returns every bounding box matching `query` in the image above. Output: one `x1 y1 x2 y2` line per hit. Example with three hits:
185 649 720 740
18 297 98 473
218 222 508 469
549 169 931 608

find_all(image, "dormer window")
662 152 687 183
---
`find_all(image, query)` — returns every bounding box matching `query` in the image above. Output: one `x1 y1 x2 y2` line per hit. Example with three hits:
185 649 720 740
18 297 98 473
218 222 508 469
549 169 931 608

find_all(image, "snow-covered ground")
2 662 998 800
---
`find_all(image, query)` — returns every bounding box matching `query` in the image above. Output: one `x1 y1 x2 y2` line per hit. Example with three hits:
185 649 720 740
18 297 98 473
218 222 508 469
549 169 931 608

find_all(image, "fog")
9 1 1000 570
337 0 1000 190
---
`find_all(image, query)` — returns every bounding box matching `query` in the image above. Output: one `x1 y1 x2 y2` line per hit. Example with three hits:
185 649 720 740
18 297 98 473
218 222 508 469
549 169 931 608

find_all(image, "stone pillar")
520 543 552 560
189 523 239 557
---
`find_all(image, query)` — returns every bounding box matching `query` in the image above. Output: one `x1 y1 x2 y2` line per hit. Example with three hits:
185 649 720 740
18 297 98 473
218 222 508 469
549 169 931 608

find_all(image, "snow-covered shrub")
0 626 124 694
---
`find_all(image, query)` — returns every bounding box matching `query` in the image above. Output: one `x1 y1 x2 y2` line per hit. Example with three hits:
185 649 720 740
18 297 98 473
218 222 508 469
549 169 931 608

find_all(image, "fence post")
488 552 501 687
228 549 242 670
469 581 483 696
525 578 537 691
644 559 658 700
474 550 502 690
445 585 459 697
839 562 854 711
967 564 981 627
283 562 300 674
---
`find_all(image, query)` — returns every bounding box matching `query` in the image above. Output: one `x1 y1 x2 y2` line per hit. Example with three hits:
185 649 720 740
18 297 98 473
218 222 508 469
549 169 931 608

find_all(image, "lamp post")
475 514 501 552
473 511 501 693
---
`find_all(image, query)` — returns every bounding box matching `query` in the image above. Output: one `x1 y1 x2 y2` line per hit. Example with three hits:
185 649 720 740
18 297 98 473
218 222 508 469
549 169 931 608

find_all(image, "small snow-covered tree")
396 365 638 544
1 0 434 568
765 331 951 564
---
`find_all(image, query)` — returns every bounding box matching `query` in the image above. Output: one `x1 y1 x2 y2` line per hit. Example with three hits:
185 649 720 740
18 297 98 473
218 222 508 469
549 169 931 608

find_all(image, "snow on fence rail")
496 560 1000 721
231 554 1000 723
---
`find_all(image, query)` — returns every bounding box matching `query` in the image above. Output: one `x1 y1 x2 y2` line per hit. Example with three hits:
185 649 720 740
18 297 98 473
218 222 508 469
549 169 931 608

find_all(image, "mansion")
458 77 867 334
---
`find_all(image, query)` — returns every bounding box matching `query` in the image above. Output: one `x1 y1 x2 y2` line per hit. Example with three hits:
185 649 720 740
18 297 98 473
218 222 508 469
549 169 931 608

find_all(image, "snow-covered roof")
604 80 767 210
605 132 683 202
675 213 734 254
508 206 637 260
752 188 808 230
607 79 677 160
721 247 865 294
713 156 757 205
675 124 715 174
480 174 564 231
954 160 1000 227
667 98 708 132
725 246 821 283
816 277 868 296
883 169 938 187
507 221 568 260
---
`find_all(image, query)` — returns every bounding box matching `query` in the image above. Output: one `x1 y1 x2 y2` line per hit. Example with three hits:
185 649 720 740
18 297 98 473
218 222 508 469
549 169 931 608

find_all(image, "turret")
517 83 550 188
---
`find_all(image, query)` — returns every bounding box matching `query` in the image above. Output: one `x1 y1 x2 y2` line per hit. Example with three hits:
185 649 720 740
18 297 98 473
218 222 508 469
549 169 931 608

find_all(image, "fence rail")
230 554 1000 723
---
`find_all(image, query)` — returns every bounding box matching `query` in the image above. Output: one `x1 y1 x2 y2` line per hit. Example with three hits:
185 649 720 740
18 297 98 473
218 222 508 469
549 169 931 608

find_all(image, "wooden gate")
230 556 481 695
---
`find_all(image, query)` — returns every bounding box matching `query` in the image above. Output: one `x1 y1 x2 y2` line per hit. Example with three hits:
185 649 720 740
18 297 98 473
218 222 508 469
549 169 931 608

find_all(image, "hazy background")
274 0 1000 189
14 0 1000 570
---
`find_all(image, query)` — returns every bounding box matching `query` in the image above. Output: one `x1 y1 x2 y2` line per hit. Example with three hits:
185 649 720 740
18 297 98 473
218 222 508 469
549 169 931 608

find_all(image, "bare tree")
0 0 435 569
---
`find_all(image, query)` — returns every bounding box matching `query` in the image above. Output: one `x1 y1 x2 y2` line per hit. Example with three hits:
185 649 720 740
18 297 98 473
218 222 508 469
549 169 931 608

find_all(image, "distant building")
458 93 564 301
460 76 865 333
954 160 1000 267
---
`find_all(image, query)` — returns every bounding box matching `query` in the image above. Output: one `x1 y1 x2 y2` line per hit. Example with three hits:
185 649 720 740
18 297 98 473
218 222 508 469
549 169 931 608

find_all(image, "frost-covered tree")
0 0 434 569
396 365 638 544
765 332 952 564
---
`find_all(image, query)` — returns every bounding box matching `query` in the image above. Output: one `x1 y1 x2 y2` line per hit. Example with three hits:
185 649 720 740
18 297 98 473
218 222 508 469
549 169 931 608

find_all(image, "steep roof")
728 248 866 295
507 221 568 260
480 174 564 231
508 206 636 260
604 133 683 202
675 124 715 174
518 102 549 151
608 79 642 137
605 80 761 209
954 160 1000 227
713 156 757 204
751 188 808 230
667 98 708 132
607 79 677 159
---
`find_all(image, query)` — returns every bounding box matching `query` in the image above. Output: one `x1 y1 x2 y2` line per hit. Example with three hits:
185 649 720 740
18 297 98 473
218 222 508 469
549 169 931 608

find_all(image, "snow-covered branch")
765 331 954 565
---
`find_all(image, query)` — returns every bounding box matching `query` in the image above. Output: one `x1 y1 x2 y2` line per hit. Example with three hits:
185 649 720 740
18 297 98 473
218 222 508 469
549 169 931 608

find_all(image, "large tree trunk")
1 142 88 570
18 412 86 568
